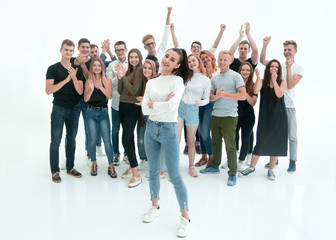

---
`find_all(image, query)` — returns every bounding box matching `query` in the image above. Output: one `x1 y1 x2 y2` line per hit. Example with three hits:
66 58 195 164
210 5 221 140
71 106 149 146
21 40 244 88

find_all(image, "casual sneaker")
183 146 188 155
52 172 61 183
200 166 220 174
113 153 120 166
66 168 82 178
138 160 149 171
220 162 228 169
238 168 255 178
128 175 142 188
121 168 132 179
237 162 247 172
245 154 252 166
227 175 237 186
123 154 129 164
267 169 276 180
142 206 160 223
264 159 279 169
176 216 191 238
60 161 66 170
195 145 201 155
96 146 105 156
287 160 296 173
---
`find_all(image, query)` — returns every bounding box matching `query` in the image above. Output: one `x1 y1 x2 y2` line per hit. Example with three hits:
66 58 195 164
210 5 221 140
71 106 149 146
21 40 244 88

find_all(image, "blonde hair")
142 34 155 44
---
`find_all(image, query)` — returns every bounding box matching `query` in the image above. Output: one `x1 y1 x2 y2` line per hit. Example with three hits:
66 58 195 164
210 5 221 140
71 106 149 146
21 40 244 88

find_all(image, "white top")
181 73 211 106
142 75 185 122
106 58 128 110
281 62 304 108
156 25 170 73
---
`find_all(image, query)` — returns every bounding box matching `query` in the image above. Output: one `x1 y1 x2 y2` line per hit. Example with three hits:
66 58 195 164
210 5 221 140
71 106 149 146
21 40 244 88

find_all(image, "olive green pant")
211 116 238 176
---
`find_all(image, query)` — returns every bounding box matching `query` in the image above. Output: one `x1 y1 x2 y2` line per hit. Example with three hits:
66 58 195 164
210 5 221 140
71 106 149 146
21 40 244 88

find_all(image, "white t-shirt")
142 75 185 122
181 73 210 106
281 62 304 108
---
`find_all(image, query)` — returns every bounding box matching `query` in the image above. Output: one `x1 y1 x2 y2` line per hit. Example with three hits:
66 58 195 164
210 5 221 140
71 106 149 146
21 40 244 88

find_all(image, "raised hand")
255 68 261 79
220 24 226 31
168 6 173 13
68 67 78 80
263 36 272 46
87 79 94 91
286 58 295 67
239 24 244 38
270 69 278 83
244 22 250 35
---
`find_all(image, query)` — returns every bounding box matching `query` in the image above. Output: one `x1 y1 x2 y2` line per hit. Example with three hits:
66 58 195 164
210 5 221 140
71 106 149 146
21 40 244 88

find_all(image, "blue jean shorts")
178 101 199 126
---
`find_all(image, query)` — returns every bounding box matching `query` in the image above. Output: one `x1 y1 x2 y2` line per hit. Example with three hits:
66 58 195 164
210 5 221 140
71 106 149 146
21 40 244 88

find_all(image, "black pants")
235 112 255 161
119 102 141 168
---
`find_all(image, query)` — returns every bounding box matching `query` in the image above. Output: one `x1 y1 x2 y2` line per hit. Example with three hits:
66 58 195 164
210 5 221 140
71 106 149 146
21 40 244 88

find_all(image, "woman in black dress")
239 59 287 180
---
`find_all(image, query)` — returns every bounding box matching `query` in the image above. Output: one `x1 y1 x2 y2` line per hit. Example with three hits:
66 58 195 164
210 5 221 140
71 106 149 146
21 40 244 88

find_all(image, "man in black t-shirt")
229 22 258 72
46 39 84 183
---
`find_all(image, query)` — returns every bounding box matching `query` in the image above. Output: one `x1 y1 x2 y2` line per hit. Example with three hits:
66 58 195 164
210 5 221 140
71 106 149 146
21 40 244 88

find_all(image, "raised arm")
157 7 173 57
285 59 303 89
212 24 226 49
229 24 244 56
245 22 258 65
253 69 262 94
170 23 179 48
260 36 271 66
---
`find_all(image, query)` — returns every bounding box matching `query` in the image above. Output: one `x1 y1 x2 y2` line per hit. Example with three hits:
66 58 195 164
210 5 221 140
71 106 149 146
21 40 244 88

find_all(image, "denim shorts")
178 101 199 126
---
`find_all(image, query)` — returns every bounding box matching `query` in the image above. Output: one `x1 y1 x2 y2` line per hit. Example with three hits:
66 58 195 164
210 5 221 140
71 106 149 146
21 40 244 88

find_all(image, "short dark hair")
90 44 98 49
114 41 127 49
61 39 75 49
239 40 250 48
78 38 90 47
191 41 202 49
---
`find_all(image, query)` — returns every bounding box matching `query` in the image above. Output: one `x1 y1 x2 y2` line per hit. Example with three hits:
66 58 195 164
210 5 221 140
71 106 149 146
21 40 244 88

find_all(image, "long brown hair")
238 62 254 97
125 48 143 84
141 59 157 95
262 59 283 100
200 50 217 78
88 57 106 87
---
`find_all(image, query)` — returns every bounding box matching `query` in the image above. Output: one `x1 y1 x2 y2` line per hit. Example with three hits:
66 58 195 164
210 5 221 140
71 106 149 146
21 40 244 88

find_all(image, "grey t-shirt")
211 69 245 117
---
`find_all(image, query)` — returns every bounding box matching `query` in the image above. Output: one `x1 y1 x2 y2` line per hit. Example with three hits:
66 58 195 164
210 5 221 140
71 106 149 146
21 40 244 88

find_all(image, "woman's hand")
166 92 175 101
135 96 143 106
147 100 154 108
195 100 202 106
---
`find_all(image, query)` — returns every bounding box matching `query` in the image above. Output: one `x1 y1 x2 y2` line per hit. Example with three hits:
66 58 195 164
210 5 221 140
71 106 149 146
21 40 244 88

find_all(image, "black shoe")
264 159 279 169
52 172 61 183
183 146 188 155
195 145 201 155
67 168 82 178
287 160 296 173
238 168 255 178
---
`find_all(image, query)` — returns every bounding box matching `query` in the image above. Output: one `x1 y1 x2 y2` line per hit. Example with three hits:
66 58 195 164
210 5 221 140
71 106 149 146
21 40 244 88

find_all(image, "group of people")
45 6 304 238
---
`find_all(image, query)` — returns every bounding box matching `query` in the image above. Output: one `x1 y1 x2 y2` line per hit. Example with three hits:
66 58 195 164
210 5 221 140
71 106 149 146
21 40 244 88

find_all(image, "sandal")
108 166 117 178
91 164 98 176
195 158 208 167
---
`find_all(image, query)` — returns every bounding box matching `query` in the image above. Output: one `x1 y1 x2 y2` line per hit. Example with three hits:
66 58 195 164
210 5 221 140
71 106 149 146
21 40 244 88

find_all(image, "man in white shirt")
106 41 129 165
260 37 304 173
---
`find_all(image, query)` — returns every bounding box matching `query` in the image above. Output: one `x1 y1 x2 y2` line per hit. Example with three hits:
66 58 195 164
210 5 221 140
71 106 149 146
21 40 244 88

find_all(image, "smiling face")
78 42 90 57
200 54 211 67
270 61 279 74
283 44 297 60
90 46 99 58
239 64 251 80
144 38 156 54
129 52 140 68
60 44 74 60
217 52 232 73
191 43 201 56
161 50 181 74
92 60 102 74
143 62 153 79
188 55 200 72
114 44 127 61
238 43 250 59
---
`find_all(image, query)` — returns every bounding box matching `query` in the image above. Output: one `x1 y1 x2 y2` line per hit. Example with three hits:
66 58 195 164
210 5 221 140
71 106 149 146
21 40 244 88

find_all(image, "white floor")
1 106 335 240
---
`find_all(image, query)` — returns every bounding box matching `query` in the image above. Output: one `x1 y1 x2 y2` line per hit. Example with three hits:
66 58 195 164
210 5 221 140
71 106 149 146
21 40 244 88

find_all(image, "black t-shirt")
88 88 108 108
70 57 92 82
229 58 257 72
46 62 83 109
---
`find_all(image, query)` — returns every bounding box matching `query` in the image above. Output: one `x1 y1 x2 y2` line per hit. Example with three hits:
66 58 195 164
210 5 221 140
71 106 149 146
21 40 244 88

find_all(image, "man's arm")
212 24 226 49
229 24 244 56
245 22 258 65
260 36 271 66
286 59 303 89
216 86 246 100
157 7 173 57
46 77 70 95
170 23 179 48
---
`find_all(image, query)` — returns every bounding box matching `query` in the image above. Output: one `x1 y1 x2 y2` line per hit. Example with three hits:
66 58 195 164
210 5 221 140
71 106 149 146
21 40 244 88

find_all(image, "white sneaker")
220 161 228 169
176 216 191 238
60 160 66 170
121 168 132 179
142 206 160 223
267 169 276 181
138 160 149 171
245 154 252 166
237 162 247 172
123 154 129 164
96 146 105 156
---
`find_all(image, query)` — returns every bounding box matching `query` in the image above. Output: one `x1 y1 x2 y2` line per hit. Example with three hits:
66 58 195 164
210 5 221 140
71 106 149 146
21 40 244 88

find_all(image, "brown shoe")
67 168 82 178
91 164 98 176
52 172 61 183
108 166 117 178
206 155 213 168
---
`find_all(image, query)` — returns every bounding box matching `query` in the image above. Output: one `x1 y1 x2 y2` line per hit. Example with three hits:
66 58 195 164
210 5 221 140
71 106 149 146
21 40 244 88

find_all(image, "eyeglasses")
145 42 156 47
115 49 125 53
191 45 201 50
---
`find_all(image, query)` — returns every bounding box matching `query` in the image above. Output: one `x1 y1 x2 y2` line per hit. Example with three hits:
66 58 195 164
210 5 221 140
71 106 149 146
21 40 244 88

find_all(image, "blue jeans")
49 104 80 174
87 107 114 164
111 108 121 155
144 119 189 211
198 102 214 155
137 122 147 160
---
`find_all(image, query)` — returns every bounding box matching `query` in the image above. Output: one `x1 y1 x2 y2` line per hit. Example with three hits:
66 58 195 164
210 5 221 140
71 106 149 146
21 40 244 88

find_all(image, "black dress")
253 85 288 156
